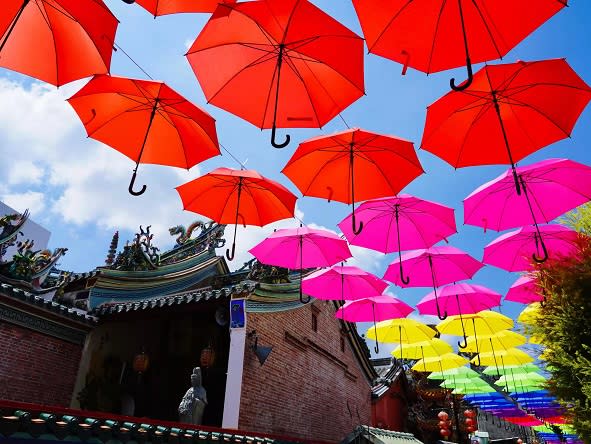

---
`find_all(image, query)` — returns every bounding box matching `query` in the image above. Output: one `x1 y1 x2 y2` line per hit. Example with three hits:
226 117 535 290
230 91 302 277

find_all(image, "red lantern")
439 420 448 428
133 351 150 374
466 426 476 433
438 411 450 420
440 429 451 437
464 409 476 418
517 439 523 444
465 418 475 426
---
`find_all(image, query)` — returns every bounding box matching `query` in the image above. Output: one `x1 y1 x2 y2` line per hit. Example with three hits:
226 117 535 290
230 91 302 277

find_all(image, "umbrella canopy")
505 275 544 304
135 0 236 16
428 366 480 380
351 0 565 89
365 318 436 343
483 224 580 271
301 265 387 302
473 348 534 366
68 74 219 196
186 0 364 148
483 363 541 376
437 310 513 352
392 338 452 360
417 282 501 320
283 129 422 235
452 385 496 394
496 372 546 384
464 330 527 353
518 303 542 325
412 353 468 372
422 59 591 193
464 159 591 231
175 167 297 260
0 0 118 86
249 226 352 303
384 246 483 319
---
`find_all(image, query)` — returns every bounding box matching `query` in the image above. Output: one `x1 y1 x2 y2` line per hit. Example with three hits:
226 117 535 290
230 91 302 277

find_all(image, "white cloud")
1 190 46 216
6 160 45 185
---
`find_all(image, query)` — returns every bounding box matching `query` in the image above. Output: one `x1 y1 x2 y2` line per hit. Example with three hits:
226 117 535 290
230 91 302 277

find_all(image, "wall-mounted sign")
229 299 245 329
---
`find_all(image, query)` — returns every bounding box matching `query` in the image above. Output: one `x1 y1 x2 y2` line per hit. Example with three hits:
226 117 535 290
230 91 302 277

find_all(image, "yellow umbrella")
391 338 452 360
437 310 514 350
472 348 534 366
366 318 436 343
412 352 468 372
518 302 542 325
464 330 527 353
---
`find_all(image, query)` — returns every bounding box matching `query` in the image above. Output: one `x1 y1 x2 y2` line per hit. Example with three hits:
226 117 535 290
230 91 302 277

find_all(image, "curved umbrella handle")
128 170 147 196
226 243 236 261
457 335 468 349
352 213 364 235
450 59 473 91
532 236 549 263
399 260 410 285
436 302 448 321
374 342 379 354
474 354 482 367
271 125 290 149
299 275 311 304
122 0 135 3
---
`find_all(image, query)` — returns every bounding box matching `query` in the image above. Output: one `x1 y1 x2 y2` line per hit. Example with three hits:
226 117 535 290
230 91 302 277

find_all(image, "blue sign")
230 299 245 329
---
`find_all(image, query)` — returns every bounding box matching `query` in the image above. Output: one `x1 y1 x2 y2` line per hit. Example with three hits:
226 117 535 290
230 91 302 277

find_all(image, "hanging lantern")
466 426 476 433
133 351 150 374
464 409 476 418
465 418 475 427
440 428 451 438
438 411 450 420
439 420 449 428
517 439 523 444
200 345 216 368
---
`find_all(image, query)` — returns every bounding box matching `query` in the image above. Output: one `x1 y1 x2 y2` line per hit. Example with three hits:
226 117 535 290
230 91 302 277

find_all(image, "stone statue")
178 367 208 425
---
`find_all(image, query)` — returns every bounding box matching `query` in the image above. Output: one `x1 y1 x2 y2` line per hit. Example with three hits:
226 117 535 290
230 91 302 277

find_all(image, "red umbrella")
352 0 566 90
133 0 236 17
186 0 364 148
175 167 297 261
282 128 423 234
421 59 591 194
0 0 118 86
68 74 219 196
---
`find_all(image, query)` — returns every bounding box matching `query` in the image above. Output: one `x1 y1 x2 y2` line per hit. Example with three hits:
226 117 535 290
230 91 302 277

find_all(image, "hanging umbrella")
134 0 236 16
473 348 534 366
428 366 480 380
517 303 542 325
483 224 580 271
464 158 591 262
483 363 540 376
68 74 219 196
505 276 544 304
464 330 527 353
186 0 364 148
417 282 501 323
453 385 496 395
175 167 297 260
392 338 452 360
338 194 456 282
384 246 483 319
351 0 565 89
437 310 513 357
283 129 423 234
366 318 436 358
421 59 591 194
496 372 546 385
249 226 352 303
412 352 468 372
336 295 413 353
0 0 118 86
301 265 387 304
441 377 490 388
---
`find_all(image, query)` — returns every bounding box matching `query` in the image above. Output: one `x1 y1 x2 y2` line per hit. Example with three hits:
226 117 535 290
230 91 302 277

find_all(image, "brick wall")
239 300 372 442
0 322 83 406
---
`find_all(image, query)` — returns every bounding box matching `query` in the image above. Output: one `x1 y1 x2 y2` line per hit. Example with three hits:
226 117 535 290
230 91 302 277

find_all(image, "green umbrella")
496 372 546 384
428 366 480 380
452 385 496 394
441 377 490 387
482 363 540 376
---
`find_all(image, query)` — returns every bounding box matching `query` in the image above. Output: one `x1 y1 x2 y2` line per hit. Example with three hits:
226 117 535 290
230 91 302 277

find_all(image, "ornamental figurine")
178 367 208 425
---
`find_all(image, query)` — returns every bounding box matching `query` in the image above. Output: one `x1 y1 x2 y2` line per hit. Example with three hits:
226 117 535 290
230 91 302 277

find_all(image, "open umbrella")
464 158 591 262
0 0 118 86
68 74 219 196
483 363 540 376
282 129 423 234
392 338 452 360
483 224 580 271
428 366 480 380
517 303 542 325
366 318 436 358
464 330 527 354
496 372 546 385
134 0 236 16
336 295 413 352
384 246 483 319
338 194 456 282
505 276 544 304
473 348 534 366
417 282 501 323
301 265 388 304
249 226 352 303
352 0 565 89
412 352 468 372
422 59 591 193
175 167 297 260
186 0 364 148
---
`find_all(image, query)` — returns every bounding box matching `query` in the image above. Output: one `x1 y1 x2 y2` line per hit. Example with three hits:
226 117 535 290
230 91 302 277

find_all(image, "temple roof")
370 358 408 399
341 426 424 444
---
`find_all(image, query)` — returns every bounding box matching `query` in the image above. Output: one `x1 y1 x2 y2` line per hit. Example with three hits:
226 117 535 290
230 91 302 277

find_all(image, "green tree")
528 204 591 442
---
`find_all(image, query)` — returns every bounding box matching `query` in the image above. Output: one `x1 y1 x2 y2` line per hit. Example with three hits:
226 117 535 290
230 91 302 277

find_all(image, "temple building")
0 211 415 443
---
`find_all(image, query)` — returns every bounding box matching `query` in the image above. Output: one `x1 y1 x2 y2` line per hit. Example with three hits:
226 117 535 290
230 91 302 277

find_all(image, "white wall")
0 200 51 260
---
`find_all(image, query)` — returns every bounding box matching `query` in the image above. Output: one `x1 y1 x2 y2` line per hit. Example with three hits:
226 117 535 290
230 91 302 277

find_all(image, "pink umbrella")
249 226 352 303
483 224 580 272
464 158 591 263
505 276 544 304
338 194 456 284
301 265 388 303
335 295 414 353
384 246 484 319
417 283 502 347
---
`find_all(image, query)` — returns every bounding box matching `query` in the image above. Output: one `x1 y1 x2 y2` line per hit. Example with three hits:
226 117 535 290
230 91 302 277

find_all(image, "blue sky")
1 0 590 337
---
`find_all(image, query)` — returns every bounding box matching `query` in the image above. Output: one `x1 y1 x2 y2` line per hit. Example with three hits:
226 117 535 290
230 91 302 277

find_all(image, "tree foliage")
527 204 591 442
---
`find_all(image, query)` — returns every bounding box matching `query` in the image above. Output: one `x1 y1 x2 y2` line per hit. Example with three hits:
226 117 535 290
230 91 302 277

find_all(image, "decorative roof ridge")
359 426 421 440
92 281 257 316
0 281 97 325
